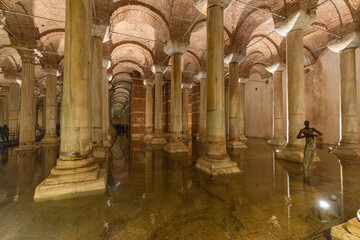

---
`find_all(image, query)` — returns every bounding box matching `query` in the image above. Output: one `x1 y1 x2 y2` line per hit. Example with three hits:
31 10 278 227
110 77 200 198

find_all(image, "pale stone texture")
238 79 248 142
196 0 240 175
182 83 191 139
266 62 286 146
144 79 154 141
102 60 111 147
7 80 20 133
195 72 207 142
34 0 106 201
151 66 167 145
163 40 189 153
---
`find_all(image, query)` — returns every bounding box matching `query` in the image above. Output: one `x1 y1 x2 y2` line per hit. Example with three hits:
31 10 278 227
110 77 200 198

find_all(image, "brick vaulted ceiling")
0 0 359 112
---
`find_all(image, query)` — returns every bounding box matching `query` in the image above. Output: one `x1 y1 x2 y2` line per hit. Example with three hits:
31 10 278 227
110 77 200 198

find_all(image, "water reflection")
0 138 357 239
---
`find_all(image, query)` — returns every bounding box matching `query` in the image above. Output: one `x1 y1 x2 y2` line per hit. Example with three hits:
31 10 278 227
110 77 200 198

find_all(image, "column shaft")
151 71 167 144
182 87 189 135
199 77 207 141
170 53 183 140
8 82 20 133
42 73 58 142
239 82 247 141
144 83 154 139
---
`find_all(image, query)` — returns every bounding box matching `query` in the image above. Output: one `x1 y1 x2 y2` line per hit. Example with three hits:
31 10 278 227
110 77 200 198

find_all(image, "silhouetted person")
297 120 323 183
2 125 9 144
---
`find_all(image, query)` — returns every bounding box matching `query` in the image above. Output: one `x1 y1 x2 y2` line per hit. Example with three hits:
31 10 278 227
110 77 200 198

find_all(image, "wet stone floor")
0 137 359 240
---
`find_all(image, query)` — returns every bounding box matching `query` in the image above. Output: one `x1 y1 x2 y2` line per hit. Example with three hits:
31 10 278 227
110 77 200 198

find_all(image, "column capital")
151 65 168 74
266 62 285 73
194 71 206 82
239 77 249 84
0 10 5 28
92 24 110 42
144 78 155 86
17 48 41 64
43 68 61 77
208 0 231 8
224 52 245 64
102 58 111 69
328 32 360 53
182 83 192 89
275 10 316 37
163 40 189 56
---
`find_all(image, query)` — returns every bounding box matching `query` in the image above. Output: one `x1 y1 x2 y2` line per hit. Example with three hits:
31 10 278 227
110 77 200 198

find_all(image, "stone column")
163 40 189 153
7 79 20 133
144 79 154 141
0 96 8 126
102 68 111 147
17 48 37 150
195 72 207 142
91 24 108 159
225 53 246 149
195 0 240 175
41 68 60 144
266 62 286 146
34 0 106 201
239 78 248 142
151 65 167 145
182 83 191 139
328 32 360 156
275 10 315 162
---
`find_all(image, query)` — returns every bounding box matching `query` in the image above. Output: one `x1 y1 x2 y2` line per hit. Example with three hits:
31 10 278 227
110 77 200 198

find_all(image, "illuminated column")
195 72 207 142
163 40 189 153
196 0 240 175
34 0 106 201
102 60 111 147
266 62 286 146
182 83 191 139
7 79 20 133
144 78 154 141
239 78 248 142
328 32 360 157
151 65 167 145
41 68 60 144
225 53 246 149
275 10 315 162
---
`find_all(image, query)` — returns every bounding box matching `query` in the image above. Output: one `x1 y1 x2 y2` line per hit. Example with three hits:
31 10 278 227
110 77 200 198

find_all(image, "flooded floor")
0 137 359 239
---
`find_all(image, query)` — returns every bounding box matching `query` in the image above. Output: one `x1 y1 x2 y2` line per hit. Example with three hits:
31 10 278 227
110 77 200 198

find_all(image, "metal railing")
0 130 45 149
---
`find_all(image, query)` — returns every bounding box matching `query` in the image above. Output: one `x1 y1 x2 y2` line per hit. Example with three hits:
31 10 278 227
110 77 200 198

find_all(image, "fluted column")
34 0 106 201
7 79 20 134
239 79 248 142
225 53 246 149
266 62 286 146
328 32 360 156
41 68 60 144
17 48 37 150
275 10 315 162
195 0 240 175
195 72 207 142
182 83 191 139
151 65 167 145
144 79 154 141
163 40 189 153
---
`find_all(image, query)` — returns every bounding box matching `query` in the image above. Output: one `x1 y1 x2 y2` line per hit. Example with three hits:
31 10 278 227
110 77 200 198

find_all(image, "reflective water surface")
0 137 359 239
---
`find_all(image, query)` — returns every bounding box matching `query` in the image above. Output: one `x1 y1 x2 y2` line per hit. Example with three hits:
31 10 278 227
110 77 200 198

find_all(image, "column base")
151 136 167 145
93 145 107 168
15 144 40 152
41 136 59 144
226 140 247 149
239 135 248 142
34 157 106 201
164 141 188 153
182 133 192 140
131 134 144 140
143 134 153 142
331 143 360 157
276 145 320 163
268 138 287 146
195 155 241 176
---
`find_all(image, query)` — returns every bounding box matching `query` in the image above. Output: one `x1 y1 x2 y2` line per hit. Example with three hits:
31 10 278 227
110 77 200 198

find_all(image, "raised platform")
331 144 360 157
164 141 188 153
226 140 247 149
196 155 241 176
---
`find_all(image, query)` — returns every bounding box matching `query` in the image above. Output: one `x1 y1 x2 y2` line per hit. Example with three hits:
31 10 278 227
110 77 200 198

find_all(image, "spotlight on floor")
317 200 330 222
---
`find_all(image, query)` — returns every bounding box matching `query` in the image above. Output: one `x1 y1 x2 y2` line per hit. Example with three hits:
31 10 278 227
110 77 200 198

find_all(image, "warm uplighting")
319 200 330 209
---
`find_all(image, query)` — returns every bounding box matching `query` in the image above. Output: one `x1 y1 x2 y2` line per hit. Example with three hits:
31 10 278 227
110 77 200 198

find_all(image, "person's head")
304 120 310 128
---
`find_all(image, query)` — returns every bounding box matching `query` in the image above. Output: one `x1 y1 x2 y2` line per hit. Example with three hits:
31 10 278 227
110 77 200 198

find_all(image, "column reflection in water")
41 144 59 178
1 149 18 204
17 150 37 201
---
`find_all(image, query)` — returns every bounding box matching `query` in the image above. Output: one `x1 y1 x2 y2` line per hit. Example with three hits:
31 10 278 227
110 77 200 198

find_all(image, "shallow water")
0 137 358 239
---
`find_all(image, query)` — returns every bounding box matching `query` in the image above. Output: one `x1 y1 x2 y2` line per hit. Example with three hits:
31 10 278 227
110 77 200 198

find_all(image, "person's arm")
312 128 323 137
297 130 305 139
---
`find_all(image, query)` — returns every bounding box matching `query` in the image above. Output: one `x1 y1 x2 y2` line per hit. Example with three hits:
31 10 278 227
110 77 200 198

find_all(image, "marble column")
239 79 248 142
275 10 315 162
163 40 189 153
91 24 108 159
266 62 286 146
144 79 155 141
7 79 20 133
182 83 191 139
0 96 8 126
103 70 112 147
17 48 37 150
328 32 360 157
34 0 106 201
151 65 167 145
195 72 207 142
225 53 246 149
196 0 240 175
41 68 60 144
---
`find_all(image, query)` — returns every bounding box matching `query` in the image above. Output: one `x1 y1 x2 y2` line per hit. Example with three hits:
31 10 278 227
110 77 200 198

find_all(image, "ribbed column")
163 40 189 153
266 62 286 146
195 72 207 142
195 0 240 175
328 32 360 157
34 0 106 201
17 48 36 150
151 66 167 145
275 10 315 162
182 83 191 139
225 53 246 149
7 80 20 133
144 79 154 141
41 68 59 144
